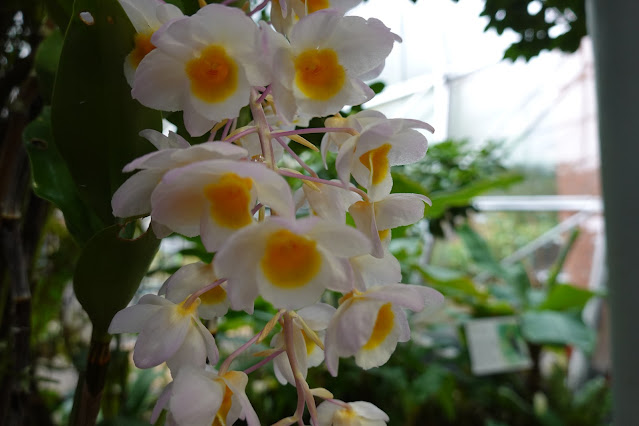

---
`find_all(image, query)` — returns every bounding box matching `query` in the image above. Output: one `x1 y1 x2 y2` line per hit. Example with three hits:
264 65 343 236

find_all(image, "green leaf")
546 228 579 290
23 107 106 243
74 225 160 334
456 223 508 279
414 264 485 298
427 173 523 219
44 0 74 30
35 29 64 103
537 284 597 311
51 0 162 225
520 311 595 352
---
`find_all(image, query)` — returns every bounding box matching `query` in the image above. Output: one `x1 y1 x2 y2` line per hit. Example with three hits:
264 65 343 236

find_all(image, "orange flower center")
261 229 321 289
186 45 238 103
294 49 345 101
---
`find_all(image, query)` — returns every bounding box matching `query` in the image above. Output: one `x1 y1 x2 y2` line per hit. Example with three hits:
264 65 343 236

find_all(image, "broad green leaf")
520 311 595 352
35 29 64 103
74 225 160 334
537 284 597 311
414 264 485 298
52 0 161 225
457 223 508 279
427 173 522 219
45 0 74 30
546 228 579 291
23 107 106 243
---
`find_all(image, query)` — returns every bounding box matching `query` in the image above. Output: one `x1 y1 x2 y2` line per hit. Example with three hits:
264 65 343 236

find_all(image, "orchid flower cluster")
108 0 444 425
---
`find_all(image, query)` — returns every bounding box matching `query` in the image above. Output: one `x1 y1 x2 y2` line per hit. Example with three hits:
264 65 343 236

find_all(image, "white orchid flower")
324 284 443 375
159 261 231 319
271 10 400 120
317 400 389 426
108 294 219 373
112 134 248 224
271 303 336 385
348 193 431 258
336 118 433 201
150 159 294 252
118 0 184 86
132 4 269 136
166 366 259 426
214 216 371 311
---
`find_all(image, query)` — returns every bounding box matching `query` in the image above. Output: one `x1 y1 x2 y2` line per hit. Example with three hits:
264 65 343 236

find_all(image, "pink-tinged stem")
221 118 233 140
184 278 227 309
257 85 272 104
275 136 318 178
224 126 258 143
219 331 262 375
250 88 275 168
249 0 269 16
243 349 285 375
283 313 308 425
278 169 369 201
251 203 263 215
272 127 357 138
326 399 350 409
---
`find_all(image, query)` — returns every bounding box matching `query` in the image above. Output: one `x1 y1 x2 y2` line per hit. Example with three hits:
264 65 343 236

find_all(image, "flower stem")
274 136 318 177
271 127 358 138
248 0 269 16
183 278 227 309
223 126 258 143
243 349 285 375
278 169 369 202
249 88 275 169
257 85 272 104
221 117 233 140
219 332 261 375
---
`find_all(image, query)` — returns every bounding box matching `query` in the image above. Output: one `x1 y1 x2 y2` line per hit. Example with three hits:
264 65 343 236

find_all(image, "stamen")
210 119 229 140
288 134 319 152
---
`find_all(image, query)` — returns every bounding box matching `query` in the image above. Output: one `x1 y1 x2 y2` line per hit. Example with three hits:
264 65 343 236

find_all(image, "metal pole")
587 1 639 423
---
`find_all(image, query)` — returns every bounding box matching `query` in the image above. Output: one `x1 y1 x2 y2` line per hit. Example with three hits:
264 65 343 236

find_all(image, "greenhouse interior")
0 0 636 425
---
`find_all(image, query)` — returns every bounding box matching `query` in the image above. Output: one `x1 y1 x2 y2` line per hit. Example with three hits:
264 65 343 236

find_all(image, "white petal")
350 401 389 421
132 49 186 112
348 200 383 259
150 168 206 237
151 383 172 424
133 307 191 368
108 302 162 334
351 249 401 290
289 9 341 51
354 308 400 369
214 223 270 313
164 261 216 304
112 169 164 218
194 316 219 364
118 0 162 33
166 322 208 373
222 371 260 426
374 193 428 230
317 400 341 425
366 284 444 312
183 98 216 137
387 127 429 166
140 129 190 150
330 16 398 77
330 299 381 357
335 135 358 184
297 303 336 330
306 221 372 257
170 366 223 426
